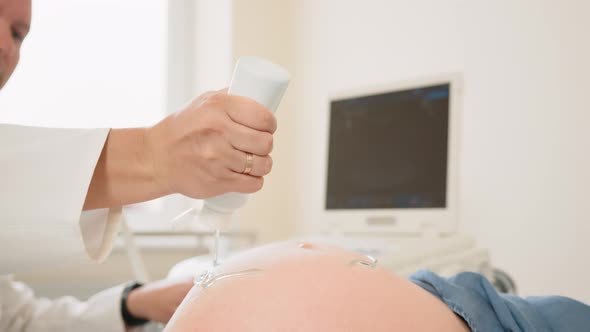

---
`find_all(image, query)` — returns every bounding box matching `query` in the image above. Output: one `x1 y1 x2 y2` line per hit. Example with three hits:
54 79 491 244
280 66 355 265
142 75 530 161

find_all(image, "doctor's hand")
126 278 194 325
84 89 276 210
146 89 277 199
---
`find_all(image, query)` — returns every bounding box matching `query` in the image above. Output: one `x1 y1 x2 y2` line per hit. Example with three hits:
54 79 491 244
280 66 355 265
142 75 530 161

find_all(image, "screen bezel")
321 73 463 236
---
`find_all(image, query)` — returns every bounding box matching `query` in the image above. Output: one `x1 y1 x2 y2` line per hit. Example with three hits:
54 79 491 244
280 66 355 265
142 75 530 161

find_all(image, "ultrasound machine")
311 73 515 293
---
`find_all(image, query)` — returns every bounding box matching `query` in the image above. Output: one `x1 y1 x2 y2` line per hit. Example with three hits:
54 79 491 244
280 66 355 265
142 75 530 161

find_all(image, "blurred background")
1 0 588 312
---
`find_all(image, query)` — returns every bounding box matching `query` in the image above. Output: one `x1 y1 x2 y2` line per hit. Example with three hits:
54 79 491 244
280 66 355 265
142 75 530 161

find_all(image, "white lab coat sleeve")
0 275 134 332
0 124 122 274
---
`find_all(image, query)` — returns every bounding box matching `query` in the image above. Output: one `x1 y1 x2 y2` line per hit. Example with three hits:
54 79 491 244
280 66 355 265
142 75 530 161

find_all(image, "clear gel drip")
213 229 220 267
194 268 263 289
298 243 313 249
348 255 378 268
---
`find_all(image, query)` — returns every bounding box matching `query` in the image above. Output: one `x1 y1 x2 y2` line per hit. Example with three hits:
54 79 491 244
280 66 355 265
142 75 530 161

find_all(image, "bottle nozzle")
199 204 234 231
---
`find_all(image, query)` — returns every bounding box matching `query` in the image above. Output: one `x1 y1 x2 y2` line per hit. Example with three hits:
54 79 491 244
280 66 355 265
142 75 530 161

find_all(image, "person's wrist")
142 125 174 197
125 284 150 323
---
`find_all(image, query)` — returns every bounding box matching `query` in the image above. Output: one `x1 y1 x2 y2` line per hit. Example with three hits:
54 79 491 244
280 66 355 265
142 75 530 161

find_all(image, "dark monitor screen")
326 83 450 209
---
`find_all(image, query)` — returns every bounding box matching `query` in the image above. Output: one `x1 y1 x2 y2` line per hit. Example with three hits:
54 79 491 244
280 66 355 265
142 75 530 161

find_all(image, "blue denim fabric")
409 270 590 332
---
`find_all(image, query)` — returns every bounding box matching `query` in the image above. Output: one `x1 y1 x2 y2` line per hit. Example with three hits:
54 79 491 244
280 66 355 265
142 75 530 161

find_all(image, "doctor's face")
0 0 30 89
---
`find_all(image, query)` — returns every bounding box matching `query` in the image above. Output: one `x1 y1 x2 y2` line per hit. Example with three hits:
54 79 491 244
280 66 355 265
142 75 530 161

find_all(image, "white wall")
458 0 590 301
232 0 590 302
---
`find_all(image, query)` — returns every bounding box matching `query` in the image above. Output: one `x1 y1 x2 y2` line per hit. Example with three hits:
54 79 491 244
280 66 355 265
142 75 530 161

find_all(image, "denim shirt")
409 270 590 332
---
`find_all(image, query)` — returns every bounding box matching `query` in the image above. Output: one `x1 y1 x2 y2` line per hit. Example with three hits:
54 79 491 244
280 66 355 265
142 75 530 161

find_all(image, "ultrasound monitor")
323 74 462 234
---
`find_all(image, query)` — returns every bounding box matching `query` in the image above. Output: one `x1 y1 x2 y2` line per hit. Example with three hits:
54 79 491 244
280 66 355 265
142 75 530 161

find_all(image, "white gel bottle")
200 56 290 231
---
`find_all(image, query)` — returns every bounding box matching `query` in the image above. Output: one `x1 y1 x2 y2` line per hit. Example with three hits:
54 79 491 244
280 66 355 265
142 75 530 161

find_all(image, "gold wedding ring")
243 153 254 174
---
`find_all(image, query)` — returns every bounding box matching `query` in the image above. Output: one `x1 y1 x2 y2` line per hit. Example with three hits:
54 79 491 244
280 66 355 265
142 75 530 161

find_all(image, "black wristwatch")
121 281 150 327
